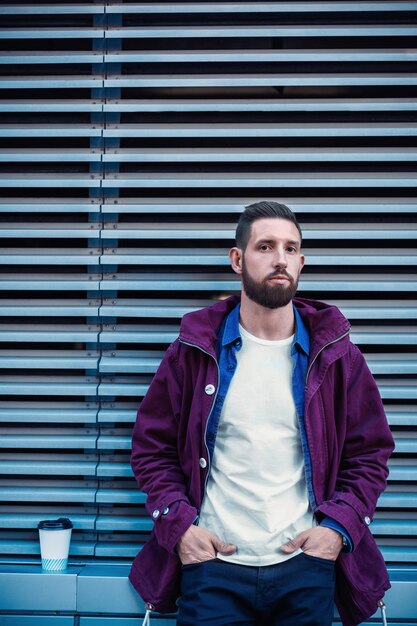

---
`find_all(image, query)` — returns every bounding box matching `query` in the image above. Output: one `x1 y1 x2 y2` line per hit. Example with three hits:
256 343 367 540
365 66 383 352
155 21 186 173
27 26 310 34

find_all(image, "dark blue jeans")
177 553 335 626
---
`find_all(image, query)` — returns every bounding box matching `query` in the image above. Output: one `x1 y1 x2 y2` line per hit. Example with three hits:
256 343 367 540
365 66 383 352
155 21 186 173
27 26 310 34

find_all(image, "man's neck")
239 292 295 341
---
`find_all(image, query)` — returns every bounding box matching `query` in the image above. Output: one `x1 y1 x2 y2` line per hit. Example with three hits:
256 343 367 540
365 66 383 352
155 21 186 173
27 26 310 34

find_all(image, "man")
129 201 394 626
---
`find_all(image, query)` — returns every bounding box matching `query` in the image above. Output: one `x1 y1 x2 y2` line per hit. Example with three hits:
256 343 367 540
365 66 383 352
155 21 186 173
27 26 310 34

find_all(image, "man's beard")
241 257 299 309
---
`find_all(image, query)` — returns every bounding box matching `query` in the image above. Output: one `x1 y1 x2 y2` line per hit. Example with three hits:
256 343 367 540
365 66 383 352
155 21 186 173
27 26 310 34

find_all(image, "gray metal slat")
99 275 417 293
0 150 102 163
0 126 102 138
0 4 104 14
103 148 417 164
0 53 103 64
106 2 417 13
0 101 103 113
102 198 417 214
0 326 99 343
0 176 102 189
0 277 101 291
105 25 417 38
0 29 104 39
0 251 100 266
105 49 417 63
0 224 101 238
0 513 95 530
100 248 417 266
0 350 99 370
104 122 417 138
0 460 97 475
0 200 100 213
0 406 98 424
101 223 417 240
0 78 103 89
105 74 417 88
0 300 100 317
104 99 417 113
103 173 417 189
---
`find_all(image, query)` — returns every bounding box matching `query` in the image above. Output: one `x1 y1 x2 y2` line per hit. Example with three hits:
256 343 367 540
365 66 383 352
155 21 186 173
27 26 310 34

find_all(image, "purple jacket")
129 296 394 626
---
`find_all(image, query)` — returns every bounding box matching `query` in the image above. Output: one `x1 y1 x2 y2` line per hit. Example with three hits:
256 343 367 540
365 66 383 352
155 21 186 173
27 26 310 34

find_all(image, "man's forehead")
249 217 301 242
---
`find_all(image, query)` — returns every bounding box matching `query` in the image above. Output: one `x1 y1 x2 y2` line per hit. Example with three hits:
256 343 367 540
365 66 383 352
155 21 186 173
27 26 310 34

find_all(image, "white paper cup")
38 518 73 571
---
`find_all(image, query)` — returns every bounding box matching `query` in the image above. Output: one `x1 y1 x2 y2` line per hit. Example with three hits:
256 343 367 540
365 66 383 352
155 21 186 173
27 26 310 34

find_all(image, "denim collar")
221 302 310 356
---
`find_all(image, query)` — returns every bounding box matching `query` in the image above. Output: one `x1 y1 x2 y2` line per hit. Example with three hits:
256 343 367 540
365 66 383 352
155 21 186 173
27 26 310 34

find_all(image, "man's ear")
229 247 243 275
299 254 305 274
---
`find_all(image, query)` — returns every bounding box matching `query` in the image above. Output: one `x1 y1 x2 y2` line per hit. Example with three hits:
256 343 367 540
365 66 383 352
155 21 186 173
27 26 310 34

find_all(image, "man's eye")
287 246 296 253
259 244 270 251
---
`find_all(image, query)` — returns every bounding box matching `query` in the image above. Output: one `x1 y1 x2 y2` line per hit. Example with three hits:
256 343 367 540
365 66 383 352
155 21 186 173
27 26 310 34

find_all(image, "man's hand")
280 526 343 561
176 525 237 565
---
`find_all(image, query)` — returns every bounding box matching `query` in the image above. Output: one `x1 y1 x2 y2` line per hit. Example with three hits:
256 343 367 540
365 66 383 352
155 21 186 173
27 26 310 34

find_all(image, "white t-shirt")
198 324 315 566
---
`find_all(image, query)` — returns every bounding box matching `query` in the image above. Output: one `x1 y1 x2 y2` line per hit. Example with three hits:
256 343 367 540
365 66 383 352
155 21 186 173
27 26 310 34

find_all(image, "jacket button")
152 509 160 519
162 507 169 515
205 384 215 395
199 457 207 469
364 516 371 526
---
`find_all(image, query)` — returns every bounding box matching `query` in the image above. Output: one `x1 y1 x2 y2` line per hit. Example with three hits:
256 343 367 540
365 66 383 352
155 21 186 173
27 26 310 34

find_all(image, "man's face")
237 218 305 309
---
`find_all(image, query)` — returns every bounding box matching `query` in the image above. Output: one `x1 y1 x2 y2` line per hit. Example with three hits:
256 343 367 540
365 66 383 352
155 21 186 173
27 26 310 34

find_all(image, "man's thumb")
212 535 236 555
280 537 301 554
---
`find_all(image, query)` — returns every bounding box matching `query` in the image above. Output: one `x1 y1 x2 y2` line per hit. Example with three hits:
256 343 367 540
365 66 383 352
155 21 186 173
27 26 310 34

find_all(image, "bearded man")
129 201 394 626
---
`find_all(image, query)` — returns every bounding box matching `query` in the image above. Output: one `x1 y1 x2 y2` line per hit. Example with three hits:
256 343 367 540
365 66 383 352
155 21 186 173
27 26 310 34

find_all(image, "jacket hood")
179 295 350 356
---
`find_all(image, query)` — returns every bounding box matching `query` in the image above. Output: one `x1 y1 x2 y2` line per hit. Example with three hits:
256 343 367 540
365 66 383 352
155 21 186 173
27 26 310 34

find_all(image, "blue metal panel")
0 565 81 611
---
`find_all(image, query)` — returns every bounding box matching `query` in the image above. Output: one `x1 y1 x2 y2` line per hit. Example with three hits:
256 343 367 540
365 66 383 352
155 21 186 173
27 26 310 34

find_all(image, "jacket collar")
221 301 310 356
179 294 350 357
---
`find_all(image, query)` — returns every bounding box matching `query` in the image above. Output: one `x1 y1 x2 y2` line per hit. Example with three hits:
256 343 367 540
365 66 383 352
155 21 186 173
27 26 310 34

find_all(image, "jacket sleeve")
315 343 395 551
130 340 198 554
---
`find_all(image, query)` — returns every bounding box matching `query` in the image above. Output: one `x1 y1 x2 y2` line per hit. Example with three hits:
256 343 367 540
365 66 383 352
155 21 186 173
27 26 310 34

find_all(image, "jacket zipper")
304 328 350 508
179 339 220 509
305 329 350 384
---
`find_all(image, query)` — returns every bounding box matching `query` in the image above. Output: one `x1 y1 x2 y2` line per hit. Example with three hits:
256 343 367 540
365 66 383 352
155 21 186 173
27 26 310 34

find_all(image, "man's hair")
235 201 302 251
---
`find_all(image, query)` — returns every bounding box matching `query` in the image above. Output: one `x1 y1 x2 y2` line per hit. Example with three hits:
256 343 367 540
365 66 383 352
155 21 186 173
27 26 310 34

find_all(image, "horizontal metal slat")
0 222 101 235
0 150 102 163
0 176 102 189
99 275 417 293
0 513 95 530
0 460 97 475
103 172 417 188
104 123 417 138
0 326 99 342
105 25 417 38
105 49 417 63
102 198 417 214
0 29 104 39
103 148 417 164
0 4 104 14
0 126 102 137
95 516 150 532
107 2 417 14
0 434 97 449
0 78 103 89
103 99 417 113
100 249 417 266
0 301 100 317
0 380 99 397
0 351 99 369
101 223 417 239
0 201 100 213
104 74 417 88
0 406 98 424
0 53 103 64
0 251 100 266
0 277 101 291
0 101 103 113
0 486 97 503
0 538 95 556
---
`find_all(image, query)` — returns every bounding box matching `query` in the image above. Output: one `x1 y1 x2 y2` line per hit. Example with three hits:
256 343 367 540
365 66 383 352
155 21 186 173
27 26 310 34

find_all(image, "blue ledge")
0 563 417 622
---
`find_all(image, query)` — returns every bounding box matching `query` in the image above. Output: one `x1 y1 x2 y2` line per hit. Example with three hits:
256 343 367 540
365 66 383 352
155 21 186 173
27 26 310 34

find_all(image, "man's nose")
272 248 288 268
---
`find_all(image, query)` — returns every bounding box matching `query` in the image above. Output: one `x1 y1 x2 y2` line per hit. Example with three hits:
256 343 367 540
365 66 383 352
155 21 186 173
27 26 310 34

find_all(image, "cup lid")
38 517 73 530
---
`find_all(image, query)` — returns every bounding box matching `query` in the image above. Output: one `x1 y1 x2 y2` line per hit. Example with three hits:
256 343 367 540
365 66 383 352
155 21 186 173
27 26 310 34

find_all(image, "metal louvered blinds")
0 1 416 570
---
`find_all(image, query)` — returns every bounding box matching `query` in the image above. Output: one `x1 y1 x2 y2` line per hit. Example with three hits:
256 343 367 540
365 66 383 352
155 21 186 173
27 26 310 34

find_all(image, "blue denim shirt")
206 302 352 552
